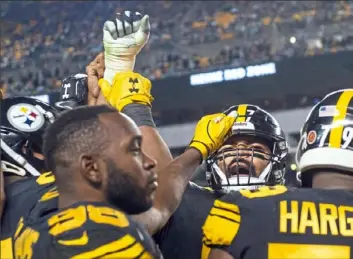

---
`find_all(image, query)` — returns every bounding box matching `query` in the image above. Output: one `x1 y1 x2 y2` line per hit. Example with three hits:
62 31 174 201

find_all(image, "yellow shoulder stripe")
201 200 241 259
40 187 59 202
36 171 55 185
70 234 152 259
202 200 241 246
57 231 89 246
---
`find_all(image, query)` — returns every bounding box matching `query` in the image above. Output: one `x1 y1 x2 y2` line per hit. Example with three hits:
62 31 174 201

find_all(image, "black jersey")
202 185 353 259
154 182 223 259
0 172 55 259
13 201 162 259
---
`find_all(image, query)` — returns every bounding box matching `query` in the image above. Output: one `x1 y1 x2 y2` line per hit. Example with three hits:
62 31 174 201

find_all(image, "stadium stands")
1 1 353 97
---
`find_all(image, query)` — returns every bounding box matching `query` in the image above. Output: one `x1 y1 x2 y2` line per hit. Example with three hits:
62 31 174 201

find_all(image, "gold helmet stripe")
235 104 248 122
329 90 353 148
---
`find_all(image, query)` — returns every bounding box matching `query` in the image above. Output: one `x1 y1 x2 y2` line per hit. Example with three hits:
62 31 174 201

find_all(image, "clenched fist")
103 11 150 84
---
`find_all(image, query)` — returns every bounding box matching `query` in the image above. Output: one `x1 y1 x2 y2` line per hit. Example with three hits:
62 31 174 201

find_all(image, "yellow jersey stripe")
0 238 13 259
209 207 241 223
70 234 149 259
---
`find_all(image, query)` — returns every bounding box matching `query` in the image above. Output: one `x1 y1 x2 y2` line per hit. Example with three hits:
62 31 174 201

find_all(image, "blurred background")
1 0 353 185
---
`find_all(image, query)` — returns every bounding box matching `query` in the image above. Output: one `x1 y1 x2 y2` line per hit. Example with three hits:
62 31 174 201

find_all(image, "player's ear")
79 154 103 188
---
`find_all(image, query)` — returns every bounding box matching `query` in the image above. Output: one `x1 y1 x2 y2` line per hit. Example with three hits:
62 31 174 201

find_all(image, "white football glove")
103 10 150 85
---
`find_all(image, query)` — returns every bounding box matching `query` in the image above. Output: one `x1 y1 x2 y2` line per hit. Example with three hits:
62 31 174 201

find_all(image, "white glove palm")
103 11 150 84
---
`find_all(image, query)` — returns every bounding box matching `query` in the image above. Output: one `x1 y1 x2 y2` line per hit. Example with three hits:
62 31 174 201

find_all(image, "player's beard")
105 158 153 215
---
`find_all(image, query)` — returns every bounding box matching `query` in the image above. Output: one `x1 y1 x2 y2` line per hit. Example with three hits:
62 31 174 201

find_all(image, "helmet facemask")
206 135 286 191
1 129 43 177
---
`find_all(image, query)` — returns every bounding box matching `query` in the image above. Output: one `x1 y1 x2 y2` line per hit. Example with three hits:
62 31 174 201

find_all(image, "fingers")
103 20 118 40
225 114 237 128
104 11 144 40
86 53 105 100
86 65 100 99
122 11 133 35
212 113 226 123
137 15 150 35
94 52 105 73
227 110 238 118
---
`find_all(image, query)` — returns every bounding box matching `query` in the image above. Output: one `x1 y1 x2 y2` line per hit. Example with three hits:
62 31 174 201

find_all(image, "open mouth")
227 159 253 177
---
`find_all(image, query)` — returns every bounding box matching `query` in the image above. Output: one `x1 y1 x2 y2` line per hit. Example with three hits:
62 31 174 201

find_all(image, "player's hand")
189 112 238 160
103 11 150 84
99 71 153 111
85 52 107 106
104 11 150 57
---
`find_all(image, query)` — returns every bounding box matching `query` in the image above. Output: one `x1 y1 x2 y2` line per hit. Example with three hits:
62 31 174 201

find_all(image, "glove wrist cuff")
118 97 151 111
104 55 136 85
189 141 209 160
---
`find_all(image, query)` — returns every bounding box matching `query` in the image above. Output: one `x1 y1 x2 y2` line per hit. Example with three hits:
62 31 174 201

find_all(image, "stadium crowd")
1 1 353 97
1 2 353 259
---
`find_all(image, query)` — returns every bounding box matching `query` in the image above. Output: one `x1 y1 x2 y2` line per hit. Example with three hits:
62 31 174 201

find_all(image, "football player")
62 73 289 259
0 97 58 258
66 50 289 259
154 104 288 259
205 104 288 191
57 12 290 259
202 89 353 259
13 104 237 258
71 44 289 259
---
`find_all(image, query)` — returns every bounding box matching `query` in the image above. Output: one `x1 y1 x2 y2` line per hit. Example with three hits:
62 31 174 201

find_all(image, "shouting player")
154 104 288 259
205 104 288 191
202 88 353 259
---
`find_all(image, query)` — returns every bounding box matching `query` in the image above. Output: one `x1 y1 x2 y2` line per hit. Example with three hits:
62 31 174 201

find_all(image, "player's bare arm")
134 112 238 234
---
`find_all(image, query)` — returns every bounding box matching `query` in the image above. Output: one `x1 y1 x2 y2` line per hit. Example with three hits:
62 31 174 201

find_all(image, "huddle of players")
1 10 353 259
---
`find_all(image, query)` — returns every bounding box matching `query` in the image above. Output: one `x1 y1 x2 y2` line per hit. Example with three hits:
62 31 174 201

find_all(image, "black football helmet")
296 89 353 187
55 73 88 110
1 97 57 176
206 104 288 191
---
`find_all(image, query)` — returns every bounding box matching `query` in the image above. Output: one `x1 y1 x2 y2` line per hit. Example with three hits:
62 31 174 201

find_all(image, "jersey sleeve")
45 205 162 259
201 198 241 259
1 173 55 240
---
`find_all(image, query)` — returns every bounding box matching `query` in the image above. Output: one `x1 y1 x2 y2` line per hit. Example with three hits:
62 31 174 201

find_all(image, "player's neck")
57 188 106 209
312 171 353 191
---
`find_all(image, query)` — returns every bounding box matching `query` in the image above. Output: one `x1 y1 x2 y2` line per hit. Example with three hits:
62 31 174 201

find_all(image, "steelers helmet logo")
7 103 45 132
306 130 317 145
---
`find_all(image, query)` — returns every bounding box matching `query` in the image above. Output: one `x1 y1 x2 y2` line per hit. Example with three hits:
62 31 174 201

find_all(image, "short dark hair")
43 105 117 172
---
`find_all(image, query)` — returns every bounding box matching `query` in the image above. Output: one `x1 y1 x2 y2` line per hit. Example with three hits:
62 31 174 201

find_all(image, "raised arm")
134 112 238 233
